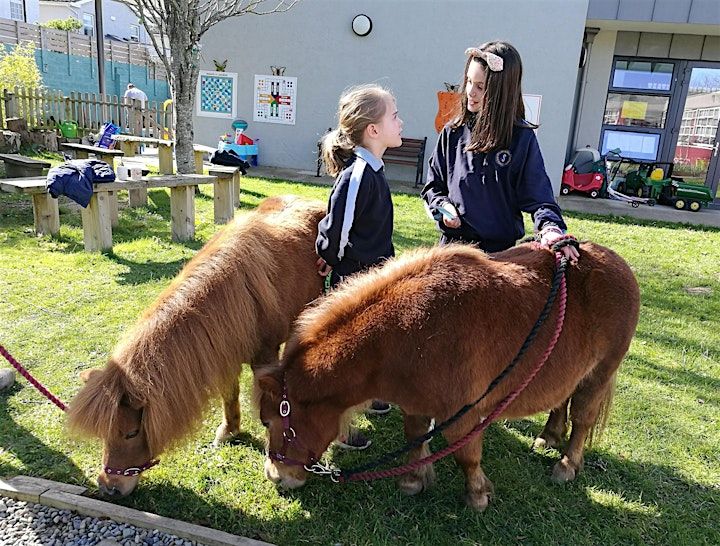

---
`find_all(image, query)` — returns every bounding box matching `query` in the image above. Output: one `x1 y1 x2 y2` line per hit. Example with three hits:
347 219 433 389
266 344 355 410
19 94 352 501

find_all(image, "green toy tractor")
617 159 713 212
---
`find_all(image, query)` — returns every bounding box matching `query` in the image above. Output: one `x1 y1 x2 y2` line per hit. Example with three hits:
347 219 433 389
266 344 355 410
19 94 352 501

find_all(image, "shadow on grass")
2 391 717 544
265 421 719 545
0 383 86 485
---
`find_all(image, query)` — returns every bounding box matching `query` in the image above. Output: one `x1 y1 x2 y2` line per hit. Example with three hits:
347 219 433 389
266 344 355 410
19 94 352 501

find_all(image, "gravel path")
0 496 206 546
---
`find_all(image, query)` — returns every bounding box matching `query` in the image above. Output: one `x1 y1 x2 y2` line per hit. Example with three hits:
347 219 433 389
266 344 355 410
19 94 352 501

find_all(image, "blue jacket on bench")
46 159 116 207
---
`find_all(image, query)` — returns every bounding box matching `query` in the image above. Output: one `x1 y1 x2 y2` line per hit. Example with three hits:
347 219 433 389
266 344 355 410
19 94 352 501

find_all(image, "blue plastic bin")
218 141 259 166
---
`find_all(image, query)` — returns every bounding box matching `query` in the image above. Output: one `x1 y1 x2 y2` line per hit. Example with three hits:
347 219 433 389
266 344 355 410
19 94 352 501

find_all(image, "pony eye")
125 430 140 439
261 421 269 428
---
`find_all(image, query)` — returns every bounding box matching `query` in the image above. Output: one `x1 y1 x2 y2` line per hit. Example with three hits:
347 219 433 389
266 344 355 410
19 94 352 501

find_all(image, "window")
83 13 94 36
603 94 670 129
601 130 660 161
129 25 140 42
612 60 674 92
9 0 24 22
600 58 678 161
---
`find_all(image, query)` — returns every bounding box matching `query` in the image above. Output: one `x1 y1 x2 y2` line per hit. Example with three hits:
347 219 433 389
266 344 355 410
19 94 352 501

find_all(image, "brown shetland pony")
256 242 640 510
67 195 326 497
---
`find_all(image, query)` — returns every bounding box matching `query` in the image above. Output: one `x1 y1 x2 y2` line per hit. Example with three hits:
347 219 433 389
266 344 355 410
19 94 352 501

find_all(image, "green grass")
1 177 718 545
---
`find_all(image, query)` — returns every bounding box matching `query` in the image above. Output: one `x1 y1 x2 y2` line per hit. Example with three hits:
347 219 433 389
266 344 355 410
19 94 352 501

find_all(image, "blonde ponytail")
321 84 393 177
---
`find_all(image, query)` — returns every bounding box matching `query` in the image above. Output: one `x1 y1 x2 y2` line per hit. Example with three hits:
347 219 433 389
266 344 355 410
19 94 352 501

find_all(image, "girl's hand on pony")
316 257 333 276
439 202 461 229
539 227 580 265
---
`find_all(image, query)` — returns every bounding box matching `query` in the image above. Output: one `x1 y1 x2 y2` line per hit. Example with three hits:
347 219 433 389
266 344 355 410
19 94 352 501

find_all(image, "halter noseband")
267 380 340 482
103 458 160 477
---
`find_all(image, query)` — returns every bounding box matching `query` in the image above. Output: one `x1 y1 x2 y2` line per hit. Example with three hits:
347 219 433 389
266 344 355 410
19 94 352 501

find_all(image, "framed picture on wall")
197 70 237 118
253 75 297 125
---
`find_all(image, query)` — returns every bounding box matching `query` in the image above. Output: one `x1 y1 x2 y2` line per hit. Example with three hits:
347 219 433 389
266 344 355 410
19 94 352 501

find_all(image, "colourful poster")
197 71 237 118
254 75 297 125
621 101 648 120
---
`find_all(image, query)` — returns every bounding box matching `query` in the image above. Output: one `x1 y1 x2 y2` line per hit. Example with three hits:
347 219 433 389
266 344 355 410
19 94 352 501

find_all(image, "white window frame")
9 0 25 22
129 24 140 42
83 13 95 36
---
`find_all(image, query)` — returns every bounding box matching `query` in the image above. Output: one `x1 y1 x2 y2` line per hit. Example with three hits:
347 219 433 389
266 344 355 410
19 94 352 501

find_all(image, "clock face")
352 14 372 37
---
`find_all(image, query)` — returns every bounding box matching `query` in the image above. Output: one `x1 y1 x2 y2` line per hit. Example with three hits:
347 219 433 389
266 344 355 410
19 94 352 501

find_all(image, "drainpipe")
566 27 600 161
95 0 105 95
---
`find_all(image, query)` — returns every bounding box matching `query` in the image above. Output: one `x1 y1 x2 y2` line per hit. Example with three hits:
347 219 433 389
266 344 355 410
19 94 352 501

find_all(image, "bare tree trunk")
167 9 200 174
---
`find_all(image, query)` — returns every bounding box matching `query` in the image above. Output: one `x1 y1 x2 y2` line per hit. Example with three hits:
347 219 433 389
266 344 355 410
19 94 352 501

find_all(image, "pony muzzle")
97 472 140 498
264 458 307 489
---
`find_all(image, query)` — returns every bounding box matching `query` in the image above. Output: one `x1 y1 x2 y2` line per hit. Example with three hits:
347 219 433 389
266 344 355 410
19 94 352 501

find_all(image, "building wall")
38 0 150 44
1 0 41 22
196 0 589 190
588 0 720 26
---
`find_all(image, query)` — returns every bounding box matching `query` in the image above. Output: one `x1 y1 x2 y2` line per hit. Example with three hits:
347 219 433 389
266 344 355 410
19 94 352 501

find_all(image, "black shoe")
366 400 392 415
334 430 372 450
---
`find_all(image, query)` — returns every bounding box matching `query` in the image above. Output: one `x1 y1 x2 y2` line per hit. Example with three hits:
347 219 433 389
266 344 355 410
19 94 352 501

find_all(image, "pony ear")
258 373 282 396
79 368 102 384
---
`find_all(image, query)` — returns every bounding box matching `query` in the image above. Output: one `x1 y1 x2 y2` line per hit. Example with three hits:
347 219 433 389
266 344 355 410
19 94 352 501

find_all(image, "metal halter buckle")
279 399 291 417
304 461 341 483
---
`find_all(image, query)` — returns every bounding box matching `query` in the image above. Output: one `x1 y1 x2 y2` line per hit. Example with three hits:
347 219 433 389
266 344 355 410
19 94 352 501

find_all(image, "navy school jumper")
422 122 567 252
316 146 394 285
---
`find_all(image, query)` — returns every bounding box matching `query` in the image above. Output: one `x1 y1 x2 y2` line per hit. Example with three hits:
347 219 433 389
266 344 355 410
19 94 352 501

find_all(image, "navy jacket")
422 123 566 252
46 159 116 208
316 147 394 275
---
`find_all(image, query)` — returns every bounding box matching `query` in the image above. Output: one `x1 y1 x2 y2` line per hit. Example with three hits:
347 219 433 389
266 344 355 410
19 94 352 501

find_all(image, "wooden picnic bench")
315 136 427 187
384 137 427 188
60 143 125 166
207 166 242 223
0 174 217 251
193 144 216 175
111 135 174 174
0 154 51 177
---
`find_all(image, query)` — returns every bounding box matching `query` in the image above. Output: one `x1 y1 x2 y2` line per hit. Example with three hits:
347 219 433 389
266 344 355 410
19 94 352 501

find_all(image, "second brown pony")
67 196 325 497
256 242 640 510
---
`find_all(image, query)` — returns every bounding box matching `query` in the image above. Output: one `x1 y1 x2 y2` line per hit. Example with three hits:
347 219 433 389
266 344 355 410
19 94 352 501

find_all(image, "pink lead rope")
0 344 67 412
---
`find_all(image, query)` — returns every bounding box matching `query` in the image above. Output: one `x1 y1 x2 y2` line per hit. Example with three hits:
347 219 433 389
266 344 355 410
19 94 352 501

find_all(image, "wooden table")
0 154 51 177
60 143 125 166
111 135 174 174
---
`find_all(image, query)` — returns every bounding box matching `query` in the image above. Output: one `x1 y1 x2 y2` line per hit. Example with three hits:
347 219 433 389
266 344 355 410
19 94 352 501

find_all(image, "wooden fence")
1 87 174 140
0 17 166 79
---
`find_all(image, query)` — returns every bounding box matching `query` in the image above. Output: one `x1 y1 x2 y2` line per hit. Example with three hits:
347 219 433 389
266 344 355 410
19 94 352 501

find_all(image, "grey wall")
196 0 589 190
588 0 720 26
572 30 618 154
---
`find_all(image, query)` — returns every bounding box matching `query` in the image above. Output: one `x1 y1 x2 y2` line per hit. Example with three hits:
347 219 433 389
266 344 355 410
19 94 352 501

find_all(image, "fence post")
4 90 17 119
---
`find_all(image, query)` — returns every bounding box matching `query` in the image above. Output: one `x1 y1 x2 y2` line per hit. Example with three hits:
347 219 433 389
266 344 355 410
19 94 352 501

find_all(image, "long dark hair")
452 41 533 152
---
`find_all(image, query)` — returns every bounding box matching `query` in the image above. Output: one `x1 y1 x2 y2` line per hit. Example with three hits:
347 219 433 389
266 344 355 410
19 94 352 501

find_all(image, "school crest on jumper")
495 150 512 167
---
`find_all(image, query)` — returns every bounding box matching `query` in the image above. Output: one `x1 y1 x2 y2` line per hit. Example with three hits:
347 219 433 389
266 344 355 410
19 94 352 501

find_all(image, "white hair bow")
465 48 504 72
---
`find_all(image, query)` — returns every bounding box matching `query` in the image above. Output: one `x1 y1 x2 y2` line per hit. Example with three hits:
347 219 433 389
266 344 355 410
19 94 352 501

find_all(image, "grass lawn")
1 176 718 545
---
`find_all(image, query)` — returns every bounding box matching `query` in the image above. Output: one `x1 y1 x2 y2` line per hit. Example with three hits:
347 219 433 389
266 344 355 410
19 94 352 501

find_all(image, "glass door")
671 64 720 203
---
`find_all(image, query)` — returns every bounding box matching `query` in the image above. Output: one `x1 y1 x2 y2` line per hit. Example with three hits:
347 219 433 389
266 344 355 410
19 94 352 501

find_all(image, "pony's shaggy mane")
67 196 324 455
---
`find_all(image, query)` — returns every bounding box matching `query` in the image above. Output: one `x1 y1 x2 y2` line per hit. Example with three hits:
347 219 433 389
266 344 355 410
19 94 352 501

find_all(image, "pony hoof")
551 459 577 483
398 463 436 496
533 434 561 451
465 491 491 512
213 425 240 447
398 475 425 496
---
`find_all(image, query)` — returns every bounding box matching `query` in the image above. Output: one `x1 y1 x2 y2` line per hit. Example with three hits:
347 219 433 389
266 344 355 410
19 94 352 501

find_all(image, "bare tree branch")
199 0 298 37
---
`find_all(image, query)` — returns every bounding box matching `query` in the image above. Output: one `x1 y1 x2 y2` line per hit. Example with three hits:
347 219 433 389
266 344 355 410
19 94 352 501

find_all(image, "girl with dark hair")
422 41 579 263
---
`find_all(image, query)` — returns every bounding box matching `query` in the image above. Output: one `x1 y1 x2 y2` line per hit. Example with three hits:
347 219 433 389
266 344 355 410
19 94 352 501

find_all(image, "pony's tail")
587 372 617 447
321 129 354 177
